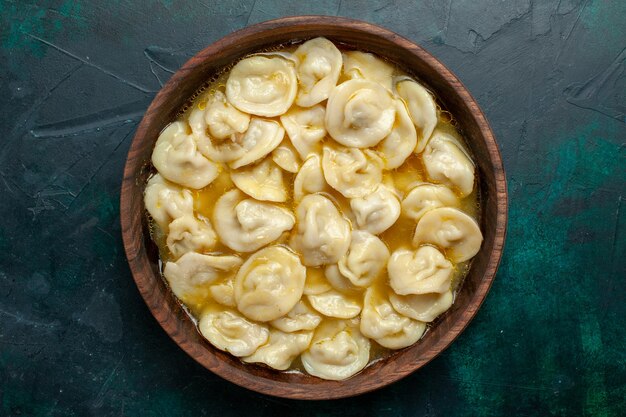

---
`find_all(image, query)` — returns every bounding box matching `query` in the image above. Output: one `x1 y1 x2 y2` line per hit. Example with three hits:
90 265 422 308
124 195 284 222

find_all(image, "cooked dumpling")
270 300 322 333
203 90 251 140
234 246 306 322
396 79 437 152
294 37 342 107
388 246 452 295
166 215 217 259
422 131 475 197
342 51 394 90
324 265 359 293
152 121 219 189
303 267 333 295
401 183 460 222
271 139 301 173
293 154 329 202
322 146 384 198
413 207 482 262
308 289 362 319
360 286 426 349
228 118 285 169
226 55 297 117
163 252 242 306
190 106 246 163
301 319 370 380
213 189 295 252
209 278 236 308
335 230 390 288
389 291 453 322
280 105 326 159
144 174 194 230
377 99 417 169
243 329 313 370
326 79 396 148
350 184 401 234
230 157 288 202
291 194 351 266
198 306 269 357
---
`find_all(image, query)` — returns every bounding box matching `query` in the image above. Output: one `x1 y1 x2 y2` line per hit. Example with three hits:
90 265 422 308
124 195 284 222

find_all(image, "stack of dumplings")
144 37 483 381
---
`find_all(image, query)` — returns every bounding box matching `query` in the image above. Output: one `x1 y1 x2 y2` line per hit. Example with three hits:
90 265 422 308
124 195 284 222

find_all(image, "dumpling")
324 265 359 293
303 267 333 295
144 174 194 230
280 105 326 159
271 139 301 173
294 37 342 107
234 246 306 322
203 90 251 140
152 121 219 189
396 79 437 152
413 207 482 262
389 291 454 323
325 79 395 148
308 289 362 319
189 105 246 163
360 286 426 349
350 184 401 234
226 55 297 117
213 189 295 252
230 157 288 202
228 118 285 169
162 252 242 307
388 246 453 295
322 146 384 198
208 278 236 308
422 131 475 197
335 230 390 288
243 329 313 370
198 306 269 357
166 215 217 259
376 99 417 169
293 154 329 202
401 183 460 222
342 51 394 90
301 319 370 380
270 300 322 333
291 194 351 266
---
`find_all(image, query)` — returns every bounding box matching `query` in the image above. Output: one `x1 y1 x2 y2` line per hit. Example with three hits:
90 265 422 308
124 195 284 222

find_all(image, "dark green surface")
1 1 624 416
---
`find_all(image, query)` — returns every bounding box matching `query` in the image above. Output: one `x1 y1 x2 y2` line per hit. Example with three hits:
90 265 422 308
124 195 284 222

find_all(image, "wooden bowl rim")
120 15 508 400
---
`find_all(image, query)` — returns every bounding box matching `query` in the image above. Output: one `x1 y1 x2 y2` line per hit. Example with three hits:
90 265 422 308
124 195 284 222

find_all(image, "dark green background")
1 0 624 415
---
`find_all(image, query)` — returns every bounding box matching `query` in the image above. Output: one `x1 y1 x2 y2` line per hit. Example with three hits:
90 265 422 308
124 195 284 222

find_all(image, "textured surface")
0 0 624 415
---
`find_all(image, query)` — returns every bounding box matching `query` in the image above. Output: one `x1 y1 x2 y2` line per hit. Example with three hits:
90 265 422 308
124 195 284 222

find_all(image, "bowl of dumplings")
120 16 507 399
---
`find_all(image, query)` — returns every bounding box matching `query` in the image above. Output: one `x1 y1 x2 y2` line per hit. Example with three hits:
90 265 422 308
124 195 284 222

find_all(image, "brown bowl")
120 16 507 400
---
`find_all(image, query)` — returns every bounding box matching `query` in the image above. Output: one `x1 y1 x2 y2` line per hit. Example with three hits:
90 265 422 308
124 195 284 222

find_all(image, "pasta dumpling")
198 306 269 357
342 51 394 90
272 139 301 173
335 230 390 288
294 37 342 107
377 99 418 169
422 131 475 197
388 246 452 295
226 55 297 117
230 157 288 202
293 154 329 202
270 300 322 333
190 106 246 163
301 319 370 380
144 174 194 230
163 252 242 306
350 184 401 235
326 79 395 148
322 146 384 198
209 278 236 308
389 291 453 323
152 121 219 189
292 194 351 266
228 118 285 169
308 289 362 319
166 215 217 259
203 90 251 140
303 267 333 295
243 329 313 370
280 105 326 159
360 286 426 349
213 189 295 252
413 207 482 262
396 79 438 152
401 183 460 222
234 246 306 322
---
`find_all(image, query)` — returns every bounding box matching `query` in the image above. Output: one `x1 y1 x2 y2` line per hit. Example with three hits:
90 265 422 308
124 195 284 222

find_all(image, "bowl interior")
121 16 507 400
